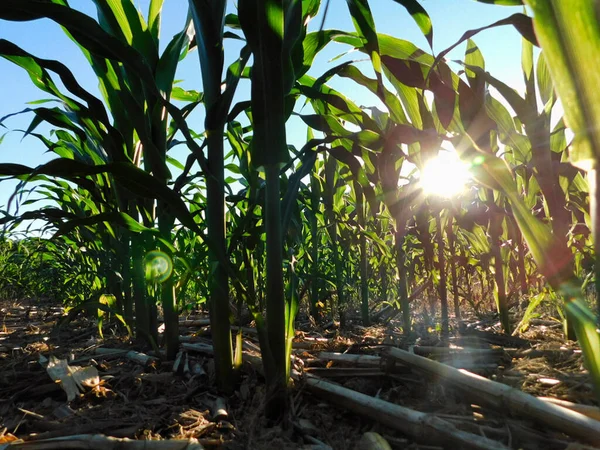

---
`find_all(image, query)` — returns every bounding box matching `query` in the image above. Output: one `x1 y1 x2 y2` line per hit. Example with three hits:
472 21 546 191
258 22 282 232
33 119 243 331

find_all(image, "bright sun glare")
420 151 471 198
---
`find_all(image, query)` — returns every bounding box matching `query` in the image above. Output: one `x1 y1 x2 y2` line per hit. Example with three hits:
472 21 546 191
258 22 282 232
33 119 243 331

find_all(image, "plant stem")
206 128 233 392
264 163 287 414
132 231 150 343
436 211 449 336
357 190 370 326
447 215 461 320
591 169 600 323
395 229 410 335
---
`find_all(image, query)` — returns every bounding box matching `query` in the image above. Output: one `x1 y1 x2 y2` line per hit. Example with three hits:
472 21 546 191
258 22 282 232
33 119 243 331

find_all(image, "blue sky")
0 0 525 217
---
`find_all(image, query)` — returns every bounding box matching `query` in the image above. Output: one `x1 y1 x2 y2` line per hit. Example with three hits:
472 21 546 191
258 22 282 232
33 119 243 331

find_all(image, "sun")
419 151 471 198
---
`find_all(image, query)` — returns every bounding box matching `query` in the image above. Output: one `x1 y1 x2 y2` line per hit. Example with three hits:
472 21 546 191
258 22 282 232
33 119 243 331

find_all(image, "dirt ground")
0 298 598 449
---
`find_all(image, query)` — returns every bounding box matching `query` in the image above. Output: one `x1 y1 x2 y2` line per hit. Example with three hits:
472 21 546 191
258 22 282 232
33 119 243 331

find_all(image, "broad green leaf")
298 75 379 131
171 87 204 103
390 0 433 49
460 62 536 127
147 0 165 44
464 39 484 81
282 150 317 234
337 63 407 124
225 14 240 29
0 159 200 233
155 20 193 99
0 39 113 133
294 30 340 79
238 0 289 168
215 46 251 125
536 52 553 107
522 33 537 112
433 13 537 75
345 0 384 95
92 0 157 67
189 0 227 112
475 0 523 4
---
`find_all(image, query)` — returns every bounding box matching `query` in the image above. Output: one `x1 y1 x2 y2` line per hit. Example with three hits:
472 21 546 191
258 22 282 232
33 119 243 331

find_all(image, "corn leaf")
390 0 433 49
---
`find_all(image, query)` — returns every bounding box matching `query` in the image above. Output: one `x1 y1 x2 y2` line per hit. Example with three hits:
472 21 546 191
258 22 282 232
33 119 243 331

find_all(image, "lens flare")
144 250 173 283
420 152 471 198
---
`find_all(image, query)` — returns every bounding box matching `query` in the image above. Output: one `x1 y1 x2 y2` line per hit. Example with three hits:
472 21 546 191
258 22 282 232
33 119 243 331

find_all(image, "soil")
0 298 597 449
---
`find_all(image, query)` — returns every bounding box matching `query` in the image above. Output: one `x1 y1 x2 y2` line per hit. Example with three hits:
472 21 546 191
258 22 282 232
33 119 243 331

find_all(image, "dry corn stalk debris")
305 375 511 450
0 434 203 450
316 351 500 373
537 397 600 422
384 347 600 444
40 355 100 402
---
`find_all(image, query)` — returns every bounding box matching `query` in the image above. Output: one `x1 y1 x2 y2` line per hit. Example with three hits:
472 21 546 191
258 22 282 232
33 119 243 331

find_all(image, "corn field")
0 1 599 448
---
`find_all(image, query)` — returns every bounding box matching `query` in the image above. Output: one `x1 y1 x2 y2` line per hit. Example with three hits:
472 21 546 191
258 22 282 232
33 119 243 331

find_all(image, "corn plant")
235 0 337 416
427 0 600 398
0 0 205 359
512 1 600 319
188 0 252 392
353 182 371 325
299 0 462 333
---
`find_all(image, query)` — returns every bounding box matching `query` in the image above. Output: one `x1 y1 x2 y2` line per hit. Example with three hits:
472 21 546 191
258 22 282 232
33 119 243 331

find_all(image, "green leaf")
345 0 384 96
514 291 546 333
282 149 317 234
522 33 538 112
433 13 537 76
465 39 485 81
53 212 160 238
460 62 536 127
238 0 289 168
225 13 241 29
536 52 554 108
0 159 200 233
475 0 523 4
92 0 157 66
148 0 165 44
215 46 251 125
171 87 204 103
0 39 113 132
390 0 433 49
525 1 600 171
339 62 407 124
294 30 340 79
166 155 185 171
155 19 193 99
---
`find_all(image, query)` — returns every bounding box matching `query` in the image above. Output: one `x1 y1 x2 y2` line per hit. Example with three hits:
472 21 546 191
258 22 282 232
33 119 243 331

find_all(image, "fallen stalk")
0 434 203 449
94 348 157 367
317 351 498 372
385 347 600 444
538 397 600 422
305 367 410 378
304 376 510 450
412 346 505 357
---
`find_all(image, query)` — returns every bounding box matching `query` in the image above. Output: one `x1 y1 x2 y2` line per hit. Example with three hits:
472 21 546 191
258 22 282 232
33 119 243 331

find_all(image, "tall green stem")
206 128 233 392
516 225 528 297
591 169 600 323
435 211 449 336
488 195 509 333
189 0 234 391
310 178 320 321
447 216 461 320
158 211 178 360
122 230 133 326
264 163 287 413
132 231 150 342
357 191 370 326
395 229 410 334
